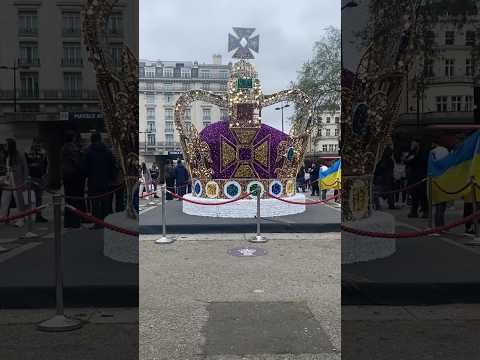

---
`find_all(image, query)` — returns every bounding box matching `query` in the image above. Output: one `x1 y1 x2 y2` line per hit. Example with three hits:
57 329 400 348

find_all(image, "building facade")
139 55 231 165
397 14 478 130
0 0 138 184
306 111 341 158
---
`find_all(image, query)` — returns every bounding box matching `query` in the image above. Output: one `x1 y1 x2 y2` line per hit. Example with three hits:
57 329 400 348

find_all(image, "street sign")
228 247 267 257
60 112 104 121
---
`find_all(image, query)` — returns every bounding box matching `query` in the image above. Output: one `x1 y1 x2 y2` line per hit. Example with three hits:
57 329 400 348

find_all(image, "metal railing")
0 89 98 100
61 58 83 66
18 57 40 66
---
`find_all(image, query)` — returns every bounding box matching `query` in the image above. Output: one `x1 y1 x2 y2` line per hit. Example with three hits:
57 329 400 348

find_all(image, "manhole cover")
228 247 267 257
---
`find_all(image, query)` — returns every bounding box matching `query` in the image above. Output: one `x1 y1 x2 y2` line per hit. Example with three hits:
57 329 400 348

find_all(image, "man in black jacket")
85 132 115 228
25 138 48 222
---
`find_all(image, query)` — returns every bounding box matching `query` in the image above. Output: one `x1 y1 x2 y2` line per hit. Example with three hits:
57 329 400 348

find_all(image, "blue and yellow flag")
320 160 341 190
428 131 480 204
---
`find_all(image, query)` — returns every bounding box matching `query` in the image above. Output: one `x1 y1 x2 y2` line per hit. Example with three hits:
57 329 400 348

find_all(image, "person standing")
405 141 429 218
25 138 48 222
296 165 305 192
140 163 152 197
319 162 329 200
310 162 320 197
62 131 86 229
174 159 189 199
150 163 159 198
85 132 116 228
0 138 29 227
430 140 449 228
164 160 175 200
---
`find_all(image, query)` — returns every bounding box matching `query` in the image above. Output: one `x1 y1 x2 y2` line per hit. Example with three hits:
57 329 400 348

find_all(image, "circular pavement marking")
228 247 268 257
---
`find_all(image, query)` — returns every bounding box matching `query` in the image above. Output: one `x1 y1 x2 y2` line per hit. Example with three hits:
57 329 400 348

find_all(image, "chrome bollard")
37 194 82 332
155 184 175 244
22 176 39 239
250 191 267 243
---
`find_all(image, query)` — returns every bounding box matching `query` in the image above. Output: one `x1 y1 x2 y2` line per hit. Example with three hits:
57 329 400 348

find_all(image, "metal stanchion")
155 184 175 244
250 191 267 243
22 176 39 238
466 180 480 245
37 194 82 332
428 177 434 229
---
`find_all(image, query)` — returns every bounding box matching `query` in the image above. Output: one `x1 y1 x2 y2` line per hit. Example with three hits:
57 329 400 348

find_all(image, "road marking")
0 242 41 264
396 220 480 256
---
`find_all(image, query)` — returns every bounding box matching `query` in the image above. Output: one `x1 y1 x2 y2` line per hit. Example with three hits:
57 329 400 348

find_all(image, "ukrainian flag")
428 131 480 204
320 160 341 190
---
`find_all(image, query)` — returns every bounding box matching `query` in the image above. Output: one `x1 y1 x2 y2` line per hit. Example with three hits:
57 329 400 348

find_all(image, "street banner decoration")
428 130 480 204
320 160 341 190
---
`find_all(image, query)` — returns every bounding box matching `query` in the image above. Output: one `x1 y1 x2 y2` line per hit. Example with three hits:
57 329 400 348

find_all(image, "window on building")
62 12 80 36
436 96 448 112
107 13 123 35
202 108 211 121
220 109 229 121
165 109 173 120
18 11 38 35
19 42 39 65
445 31 455 45
425 31 435 46
164 93 173 103
164 68 173 77
335 117 340 124
181 68 191 78
201 82 210 90
465 95 474 111
63 72 82 97
466 31 476 46
424 58 434 77
147 121 156 133
165 121 174 132
146 94 155 104
145 67 155 78
200 69 209 79
328 144 335 152
326 128 331 136
146 108 155 120
145 81 154 91
326 117 331 123
444 59 455 77
20 72 39 97
335 128 339 136
164 82 173 91
62 43 82 66
322 144 328 152
319 117 322 123
466 58 474 76
165 134 174 145
110 44 123 65
147 134 156 145
185 108 191 120
451 96 462 111
203 121 211 128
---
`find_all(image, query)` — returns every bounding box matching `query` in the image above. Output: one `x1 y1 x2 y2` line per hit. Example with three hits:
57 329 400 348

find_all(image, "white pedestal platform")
103 211 138 263
342 211 396 264
182 194 306 218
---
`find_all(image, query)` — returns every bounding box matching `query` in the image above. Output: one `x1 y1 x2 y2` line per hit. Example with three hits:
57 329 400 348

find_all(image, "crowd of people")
296 160 338 200
373 136 477 236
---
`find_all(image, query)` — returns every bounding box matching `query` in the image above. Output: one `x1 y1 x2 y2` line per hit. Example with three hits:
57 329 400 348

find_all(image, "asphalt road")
140 233 341 360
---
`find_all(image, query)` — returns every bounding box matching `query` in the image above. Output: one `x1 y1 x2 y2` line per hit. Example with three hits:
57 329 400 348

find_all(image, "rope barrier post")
466 179 480 245
22 176 39 239
38 194 82 332
155 184 175 244
428 177 434 229
250 190 267 243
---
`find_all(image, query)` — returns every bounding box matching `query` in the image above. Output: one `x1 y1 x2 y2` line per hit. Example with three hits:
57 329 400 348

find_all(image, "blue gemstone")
195 183 201 195
272 183 281 195
287 147 294 161
227 184 238 196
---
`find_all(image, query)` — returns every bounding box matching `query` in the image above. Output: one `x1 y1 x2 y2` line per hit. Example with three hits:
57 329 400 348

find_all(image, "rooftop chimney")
212 54 222 65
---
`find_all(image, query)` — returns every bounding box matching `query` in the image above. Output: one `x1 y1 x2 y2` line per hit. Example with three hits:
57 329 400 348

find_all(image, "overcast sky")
140 0 340 130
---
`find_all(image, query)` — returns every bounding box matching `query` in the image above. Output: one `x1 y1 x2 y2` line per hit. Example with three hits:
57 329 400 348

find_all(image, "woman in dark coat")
164 160 175 200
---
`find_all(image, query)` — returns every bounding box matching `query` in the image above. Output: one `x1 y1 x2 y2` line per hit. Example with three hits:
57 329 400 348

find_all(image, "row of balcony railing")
16 57 84 67
18 27 123 37
0 89 98 100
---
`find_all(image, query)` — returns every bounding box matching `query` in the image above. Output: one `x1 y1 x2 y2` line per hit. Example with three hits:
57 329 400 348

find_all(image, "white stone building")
139 55 230 165
307 111 341 157
0 0 138 184
398 14 478 129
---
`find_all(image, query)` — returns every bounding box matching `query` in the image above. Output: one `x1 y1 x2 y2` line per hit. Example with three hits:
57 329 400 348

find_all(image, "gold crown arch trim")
342 0 420 221
82 0 139 219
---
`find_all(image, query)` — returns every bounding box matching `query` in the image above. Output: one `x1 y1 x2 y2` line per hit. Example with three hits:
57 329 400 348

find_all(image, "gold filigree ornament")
205 181 220 198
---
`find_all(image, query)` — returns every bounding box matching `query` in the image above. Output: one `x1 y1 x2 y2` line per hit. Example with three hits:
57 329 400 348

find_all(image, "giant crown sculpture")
174 28 313 200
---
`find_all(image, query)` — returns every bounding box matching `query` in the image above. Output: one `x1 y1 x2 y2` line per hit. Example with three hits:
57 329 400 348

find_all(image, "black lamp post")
275 102 290 133
0 63 30 113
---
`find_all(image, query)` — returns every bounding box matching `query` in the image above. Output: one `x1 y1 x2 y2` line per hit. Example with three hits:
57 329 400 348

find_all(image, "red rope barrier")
65 205 138 236
0 205 47 223
166 190 253 205
341 210 480 238
374 178 426 195
267 192 341 205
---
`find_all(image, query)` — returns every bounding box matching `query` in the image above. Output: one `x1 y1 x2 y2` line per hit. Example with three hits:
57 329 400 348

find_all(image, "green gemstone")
237 78 253 89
